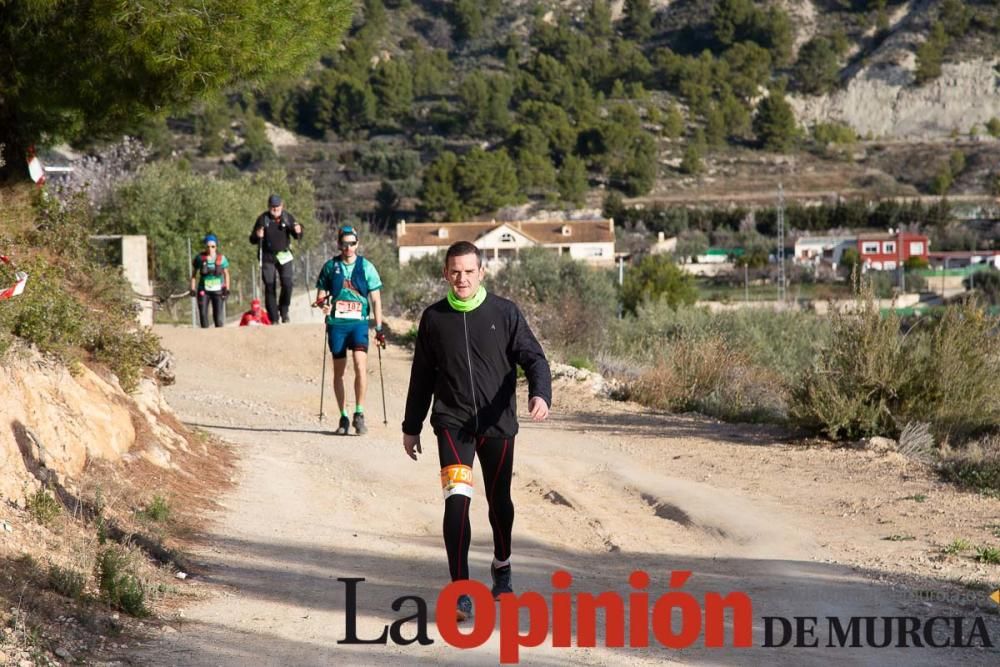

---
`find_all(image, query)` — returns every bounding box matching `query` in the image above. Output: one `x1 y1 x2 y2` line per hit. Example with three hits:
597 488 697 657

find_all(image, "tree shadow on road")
184 422 340 437
131 531 1000 667
537 409 807 447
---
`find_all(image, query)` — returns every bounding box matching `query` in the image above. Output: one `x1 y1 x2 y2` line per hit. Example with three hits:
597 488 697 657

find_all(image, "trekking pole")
317 296 330 422
257 238 263 302
377 341 388 426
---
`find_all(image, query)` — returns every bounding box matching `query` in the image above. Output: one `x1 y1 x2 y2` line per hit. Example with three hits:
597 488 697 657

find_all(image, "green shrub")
812 122 857 146
1 190 166 391
357 145 421 180
392 252 445 317
621 255 697 315
0 257 88 361
607 302 828 383
791 297 908 439
943 538 972 555
794 300 1000 441
567 356 595 372
940 437 1000 493
26 486 62 526
986 117 1000 138
974 546 1000 564
97 547 149 617
48 564 87 599
492 248 618 356
140 494 171 523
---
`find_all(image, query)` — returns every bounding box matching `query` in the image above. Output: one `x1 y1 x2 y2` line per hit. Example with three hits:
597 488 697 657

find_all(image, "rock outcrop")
792 59 1000 139
0 345 188 501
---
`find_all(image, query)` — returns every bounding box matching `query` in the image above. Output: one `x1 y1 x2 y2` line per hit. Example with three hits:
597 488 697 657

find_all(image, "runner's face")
444 253 484 300
340 236 358 259
269 204 283 218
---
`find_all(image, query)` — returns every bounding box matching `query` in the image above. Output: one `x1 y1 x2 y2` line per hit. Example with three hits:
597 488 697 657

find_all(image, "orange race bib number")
334 300 363 320
441 464 474 499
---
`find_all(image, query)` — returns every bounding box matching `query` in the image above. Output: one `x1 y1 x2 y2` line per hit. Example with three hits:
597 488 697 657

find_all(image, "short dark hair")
445 241 482 267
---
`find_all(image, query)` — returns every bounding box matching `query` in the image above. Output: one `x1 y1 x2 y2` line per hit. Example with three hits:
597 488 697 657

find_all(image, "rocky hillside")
0 344 185 503
109 1 1000 221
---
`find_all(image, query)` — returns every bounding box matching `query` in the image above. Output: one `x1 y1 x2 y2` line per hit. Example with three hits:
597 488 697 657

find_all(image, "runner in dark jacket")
403 241 551 622
250 193 302 323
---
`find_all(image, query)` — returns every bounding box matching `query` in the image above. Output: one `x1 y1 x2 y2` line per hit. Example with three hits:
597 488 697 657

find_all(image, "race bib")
335 300 363 320
275 250 294 265
441 464 474 499
203 275 223 291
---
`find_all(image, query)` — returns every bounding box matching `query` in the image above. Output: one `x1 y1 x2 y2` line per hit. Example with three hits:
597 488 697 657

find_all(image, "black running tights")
436 428 515 582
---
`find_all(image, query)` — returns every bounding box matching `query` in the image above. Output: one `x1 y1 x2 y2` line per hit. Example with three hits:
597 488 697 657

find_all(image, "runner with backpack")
314 226 386 435
190 233 230 328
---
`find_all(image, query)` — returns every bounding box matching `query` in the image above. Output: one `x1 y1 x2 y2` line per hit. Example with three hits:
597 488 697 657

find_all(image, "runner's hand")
404 434 421 461
375 331 386 348
256 226 264 238
528 396 549 422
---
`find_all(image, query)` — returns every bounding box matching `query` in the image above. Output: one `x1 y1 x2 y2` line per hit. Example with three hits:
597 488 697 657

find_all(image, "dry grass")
628 337 787 423
939 436 1000 495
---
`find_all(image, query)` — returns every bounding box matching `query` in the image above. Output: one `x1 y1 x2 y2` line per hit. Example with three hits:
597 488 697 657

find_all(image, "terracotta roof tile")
397 220 614 247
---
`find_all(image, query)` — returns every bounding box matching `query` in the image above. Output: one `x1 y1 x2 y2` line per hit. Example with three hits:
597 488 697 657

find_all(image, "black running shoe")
352 412 367 435
335 415 350 435
456 594 473 622
491 564 513 599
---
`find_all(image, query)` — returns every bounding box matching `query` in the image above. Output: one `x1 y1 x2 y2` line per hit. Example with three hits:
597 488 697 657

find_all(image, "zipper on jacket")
463 312 479 433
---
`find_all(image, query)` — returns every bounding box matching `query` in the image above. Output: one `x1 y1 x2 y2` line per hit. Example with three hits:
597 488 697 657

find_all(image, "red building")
857 232 929 270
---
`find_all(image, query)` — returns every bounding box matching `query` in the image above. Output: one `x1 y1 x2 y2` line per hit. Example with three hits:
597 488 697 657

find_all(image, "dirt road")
134 323 1000 665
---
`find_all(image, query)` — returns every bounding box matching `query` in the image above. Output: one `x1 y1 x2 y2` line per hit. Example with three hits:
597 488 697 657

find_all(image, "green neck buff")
447 286 487 312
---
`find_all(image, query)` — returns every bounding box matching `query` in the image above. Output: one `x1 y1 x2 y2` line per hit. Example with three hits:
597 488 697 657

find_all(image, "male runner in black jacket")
250 193 302 323
402 241 552 622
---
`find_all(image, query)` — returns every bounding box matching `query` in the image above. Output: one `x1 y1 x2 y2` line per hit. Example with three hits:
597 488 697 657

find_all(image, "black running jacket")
402 293 552 438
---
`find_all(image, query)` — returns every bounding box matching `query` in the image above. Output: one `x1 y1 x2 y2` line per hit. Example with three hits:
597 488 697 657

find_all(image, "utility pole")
777 184 786 303
897 230 905 293
617 254 625 319
744 262 749 303
187 237 196 327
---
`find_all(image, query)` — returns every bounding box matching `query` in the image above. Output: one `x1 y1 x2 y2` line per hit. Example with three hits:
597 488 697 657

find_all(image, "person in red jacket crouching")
239 298 272 327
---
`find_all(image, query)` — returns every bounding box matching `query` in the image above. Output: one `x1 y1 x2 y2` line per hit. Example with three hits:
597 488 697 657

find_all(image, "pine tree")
679 141 704 175
372 59 414 120
915 23 949 85
557 155 589 206
420 152 461 220
0 0 353 178
705 104 727 147
586 0 614 41
621 0 654 41
753 90 798 152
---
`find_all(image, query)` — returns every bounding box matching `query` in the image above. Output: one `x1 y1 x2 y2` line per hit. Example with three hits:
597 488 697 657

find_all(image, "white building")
793 235 855 267
650 232 678 255
396 219 616 267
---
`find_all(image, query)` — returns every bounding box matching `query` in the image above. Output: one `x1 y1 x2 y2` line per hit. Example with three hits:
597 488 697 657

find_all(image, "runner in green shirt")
314 226 385 435
190 233 230 328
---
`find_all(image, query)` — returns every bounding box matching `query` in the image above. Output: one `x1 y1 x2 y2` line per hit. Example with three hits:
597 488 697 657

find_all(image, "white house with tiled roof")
396 219 616 267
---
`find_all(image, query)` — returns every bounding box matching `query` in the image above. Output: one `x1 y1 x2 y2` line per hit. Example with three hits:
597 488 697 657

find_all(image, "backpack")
326 257 371 298
198 253 226 277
